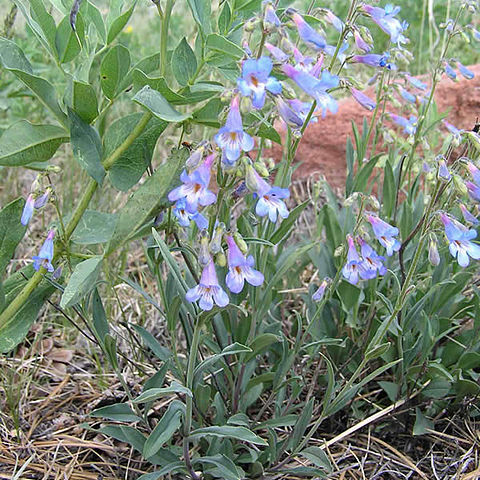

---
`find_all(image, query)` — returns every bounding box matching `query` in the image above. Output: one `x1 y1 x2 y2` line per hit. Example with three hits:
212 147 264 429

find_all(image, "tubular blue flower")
186 258 229 310
363 4 408 44
264 2 281 28
168 153 217 213
389 114 417 135
246 165 290 222
440 213 480 267
21 194 35 226
467 162 480 185
289 99 318 124
291 12 327 50
322 9 344 32
399 87 416 104
173 199 208 229
443 120 461 137
351 88 376 111
33 230 55 272
283 64 339 116
472 27 480 42
467 181 480 202
276 97 304 129
185 141 208 170
438 159 451 181
351 53 395 70
457 61 474 80
265 42 289 63
358 237 387 279
367 214 401 256
444 62 457 80
237 57 282 109
342 235 362 285
460 204 479 225
353 28 373 53
312 277 331 301
225 235 264 293
292 47 316 74
214 96 254 164
405 74 427 90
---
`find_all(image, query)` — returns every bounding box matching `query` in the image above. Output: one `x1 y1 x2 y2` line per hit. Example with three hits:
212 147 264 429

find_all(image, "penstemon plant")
1 0 480 478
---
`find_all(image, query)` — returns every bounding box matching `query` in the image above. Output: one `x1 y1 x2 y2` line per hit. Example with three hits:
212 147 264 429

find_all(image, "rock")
270 64 480 189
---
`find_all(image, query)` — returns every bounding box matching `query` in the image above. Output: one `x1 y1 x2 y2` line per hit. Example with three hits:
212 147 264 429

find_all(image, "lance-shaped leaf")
134 86 190 123
133 382 192 404
190 426 267 446
106 147 187 254
107 1 136 44
90 402 142 422
192 455 244 480
0 198 27 274
60 256 103 309
186 0 211 34
172 37 197 87
0 121 68 166
68 108 105 184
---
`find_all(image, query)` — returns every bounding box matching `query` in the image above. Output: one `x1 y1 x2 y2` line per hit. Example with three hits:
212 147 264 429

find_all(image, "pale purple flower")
444 62 457 80
351 53 395 70
276 97 304 129
342 235 362 285
265 42 289 63
225 236 264 293
283 64 339 117
351 88 376 111
237 57 282 109
440 213 480 267
460 204 479 225
291 12 327 51
21 194 35 226
173 198 208 229
405 74 427 91
186 258 229 311
467 181 480 202
264 2 281 28
438 158 451 181
292 48 316 74
467 162 480 185
367 214 401 256
214 96 254 164
33 230 55 272
168 154 216 213
390 114 417 135
358 237 387 279
246 165 289 222
312 277 331 301
353 28 373 53
428 239 440 266
363 4 408 44
322 9 344 32
399 87 416 104
457 61 474 80
185 141 208 170
443 120 462 137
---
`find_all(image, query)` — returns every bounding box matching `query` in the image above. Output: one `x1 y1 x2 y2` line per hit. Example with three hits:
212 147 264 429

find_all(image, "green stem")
160 0 174 77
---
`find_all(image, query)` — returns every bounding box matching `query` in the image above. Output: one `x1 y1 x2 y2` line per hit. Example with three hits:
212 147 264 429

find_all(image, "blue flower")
399 87 417 104
237 57 282 109
214 96 254 164
312 277 331 301
186 257 229 310
363 4 408 44
358 237 387 279
443 120 462 137
291 12 327 51
225 235 264 293
21 190 50 226
342 235 362 285
389 114 417 135
265 42 290 63
168 153 217 213
440 213 480 267
264 2 281 28
292 48 322 77
367 214 401 256
351 88 376 111
437 156 451 181
428 238 440 266
173 198 208 229
460 204 479 226
322 9 344 32
246 165 289 222
276 97 304 129
405 74 428 91
352 53 396 70
283 64 339 117
353 28 373 53
33 230 55 272
457 61 474 80
444 62 457 80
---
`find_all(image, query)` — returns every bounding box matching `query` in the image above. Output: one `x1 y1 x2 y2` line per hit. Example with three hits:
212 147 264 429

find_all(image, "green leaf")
0 121 67 166
382 159 395 218
104 334 118 370
458 352 480 370
186 0 211 34
143 401 184 458
245 333 280 361
91 288 109 343
299 447 332 473
0 274 54 353
269 201 309 245
365 342 390 361
55 13 84 63
289 398 314 450
132 71 186 103
218 2 231 34
193 455 243 480
29 0 58 55
68 108 105 184
0 198 27 274
194 342 252 379
106 147 187 254
107 2 136 44
90 402 141 422
206 34 244 59
81 0 106 43
132 324 172 361
133 86 190 123
413 407 434 436
172 37 197 87
100 45 130 99
71 210 117 245
134 382 192 404
104 114 168 191
136 464 186 480
0 37 67 126
190 426 267 446
73 81 98 124
192 98 223 127
60 256 103 309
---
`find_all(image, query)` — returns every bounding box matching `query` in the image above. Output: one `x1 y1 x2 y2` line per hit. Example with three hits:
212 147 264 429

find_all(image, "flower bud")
428 239 440 266
334 244 344 257
233 232 249 254
254 161 269 177
198 231 210 267
210 222 225 254
281 83 297 99
46 165 62 173
215 251 227 267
